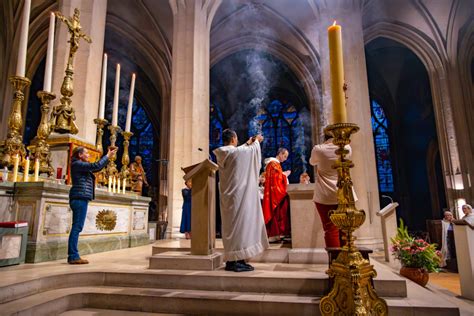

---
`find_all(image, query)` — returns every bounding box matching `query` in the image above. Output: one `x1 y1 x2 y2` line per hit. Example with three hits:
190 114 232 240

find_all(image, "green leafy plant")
390 219 442 273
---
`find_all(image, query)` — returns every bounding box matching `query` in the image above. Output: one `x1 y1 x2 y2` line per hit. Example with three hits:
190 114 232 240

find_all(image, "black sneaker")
238 260 254 271
225 261 252 272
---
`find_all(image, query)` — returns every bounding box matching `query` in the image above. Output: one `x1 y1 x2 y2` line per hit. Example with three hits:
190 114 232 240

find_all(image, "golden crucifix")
50 8 92 134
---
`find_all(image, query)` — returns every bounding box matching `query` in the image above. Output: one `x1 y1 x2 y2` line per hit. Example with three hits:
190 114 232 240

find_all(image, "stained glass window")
128 100 154 183
209 103 226 151
370 100 394 192
249 99 309 183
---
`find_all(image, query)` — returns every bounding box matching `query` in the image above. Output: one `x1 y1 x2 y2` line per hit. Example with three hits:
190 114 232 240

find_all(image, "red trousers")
315 202 340 248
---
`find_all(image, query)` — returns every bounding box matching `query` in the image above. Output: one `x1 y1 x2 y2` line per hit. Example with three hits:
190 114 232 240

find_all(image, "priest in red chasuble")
262 148 291 242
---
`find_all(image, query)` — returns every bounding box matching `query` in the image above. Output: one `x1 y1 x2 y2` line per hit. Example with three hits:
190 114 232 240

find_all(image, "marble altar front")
0 181 150 263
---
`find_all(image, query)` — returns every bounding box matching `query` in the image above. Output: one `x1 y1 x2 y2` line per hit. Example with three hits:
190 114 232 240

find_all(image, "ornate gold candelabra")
105 125 121 180
121 131 133 179
94 118 108 155
94 118 108 185
320 123 387 316
1 76 31 167
50 8 91 135
28 91 56 176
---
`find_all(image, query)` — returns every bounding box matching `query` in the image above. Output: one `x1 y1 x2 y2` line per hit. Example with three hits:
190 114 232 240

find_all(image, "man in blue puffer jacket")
68 146 117 264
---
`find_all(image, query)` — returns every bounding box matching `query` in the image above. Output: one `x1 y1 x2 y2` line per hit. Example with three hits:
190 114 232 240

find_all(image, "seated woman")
179 180 192 239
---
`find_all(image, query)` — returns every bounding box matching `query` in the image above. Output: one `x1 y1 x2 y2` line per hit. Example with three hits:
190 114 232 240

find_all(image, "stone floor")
0 242 473 315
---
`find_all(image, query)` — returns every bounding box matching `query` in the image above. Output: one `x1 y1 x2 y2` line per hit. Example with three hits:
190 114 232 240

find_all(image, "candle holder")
94 118 108 155
1 76 31 167
319 122 387 316
50 8 91 135
28 91 56 176
105 125 121 181
121 131 133 180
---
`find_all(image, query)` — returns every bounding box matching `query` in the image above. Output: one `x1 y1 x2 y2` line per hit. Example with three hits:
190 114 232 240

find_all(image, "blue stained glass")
370 100 394 192
248 100 309 183
209 103 225 151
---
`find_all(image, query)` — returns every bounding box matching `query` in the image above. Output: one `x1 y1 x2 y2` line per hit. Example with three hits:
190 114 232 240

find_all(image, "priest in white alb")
213 129 269 272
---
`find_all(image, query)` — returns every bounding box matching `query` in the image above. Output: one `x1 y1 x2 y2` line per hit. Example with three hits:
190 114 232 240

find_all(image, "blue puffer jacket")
69 155 109 201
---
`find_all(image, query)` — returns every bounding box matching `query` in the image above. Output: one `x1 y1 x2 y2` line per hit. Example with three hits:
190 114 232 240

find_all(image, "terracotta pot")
400 267 429 287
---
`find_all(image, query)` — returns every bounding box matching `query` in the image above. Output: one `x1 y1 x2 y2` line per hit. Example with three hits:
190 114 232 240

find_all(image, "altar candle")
125 73 135 132
122 178 126 194
113 176 116 193
117 176 121 192
23 157 30 182
98 53 107 119
12 155 19 182
328 21 347 123
108 175 112 192
34 158 39 181
43 12 55 92
16 0 31 77
112 63 120 126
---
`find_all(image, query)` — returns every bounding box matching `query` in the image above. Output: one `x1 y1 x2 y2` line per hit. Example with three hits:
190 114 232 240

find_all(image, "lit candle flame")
333 20 337 26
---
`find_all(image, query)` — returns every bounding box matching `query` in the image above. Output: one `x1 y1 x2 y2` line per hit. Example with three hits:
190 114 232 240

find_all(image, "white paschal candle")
98 53 107 119
43 12 55 92
112 63 120 126
125 73 135 132
16 0 32 77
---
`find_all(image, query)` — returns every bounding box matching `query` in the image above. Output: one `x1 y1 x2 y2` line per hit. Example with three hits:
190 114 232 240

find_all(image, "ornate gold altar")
319 123 387 316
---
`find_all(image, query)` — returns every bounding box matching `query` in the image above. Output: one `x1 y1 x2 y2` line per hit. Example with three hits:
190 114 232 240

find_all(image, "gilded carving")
95 209 117 231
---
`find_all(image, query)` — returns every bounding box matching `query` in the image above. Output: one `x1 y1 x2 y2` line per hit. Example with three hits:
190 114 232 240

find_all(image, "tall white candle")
98 53 107 119
125 73 135 132
112 63 120 126
117 176 121 192
108 176 112 192
12 155 19 182
23 157 30 182
16 0 32 77
43 12 55 92
122 178 126 194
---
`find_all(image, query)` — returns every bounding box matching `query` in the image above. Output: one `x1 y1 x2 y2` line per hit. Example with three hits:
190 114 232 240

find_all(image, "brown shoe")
68 258 89 264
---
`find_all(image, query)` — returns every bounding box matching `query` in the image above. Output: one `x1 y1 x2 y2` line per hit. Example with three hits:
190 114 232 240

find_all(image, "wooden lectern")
182 159 218 256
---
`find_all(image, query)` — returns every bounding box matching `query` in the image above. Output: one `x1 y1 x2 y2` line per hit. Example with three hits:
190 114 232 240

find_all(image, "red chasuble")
262 159 291 238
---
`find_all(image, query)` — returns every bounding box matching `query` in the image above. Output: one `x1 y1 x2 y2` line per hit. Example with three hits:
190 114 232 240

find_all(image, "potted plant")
391 219 442 286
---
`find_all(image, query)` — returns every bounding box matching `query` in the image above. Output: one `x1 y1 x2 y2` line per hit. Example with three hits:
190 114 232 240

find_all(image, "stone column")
51 0 107 144
314 0 383 247
167 0 221 237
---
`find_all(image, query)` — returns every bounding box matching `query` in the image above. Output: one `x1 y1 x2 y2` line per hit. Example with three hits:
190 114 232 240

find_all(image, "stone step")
0 264 407 305
0 285 460 316
60 308 187 316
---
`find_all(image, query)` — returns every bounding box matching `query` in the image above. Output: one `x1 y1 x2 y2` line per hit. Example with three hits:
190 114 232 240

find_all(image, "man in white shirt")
309 135 354 247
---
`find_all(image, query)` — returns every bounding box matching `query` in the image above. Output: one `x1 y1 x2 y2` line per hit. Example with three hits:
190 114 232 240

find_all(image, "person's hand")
255 134 264 143
107 147 118 159
283 170 291 177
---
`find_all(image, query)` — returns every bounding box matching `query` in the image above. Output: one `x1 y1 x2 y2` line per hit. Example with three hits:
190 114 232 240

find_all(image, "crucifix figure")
55 8 92 66
50 8 92 135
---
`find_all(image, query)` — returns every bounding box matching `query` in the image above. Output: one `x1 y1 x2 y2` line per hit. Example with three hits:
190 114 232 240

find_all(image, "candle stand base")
319 123 387 316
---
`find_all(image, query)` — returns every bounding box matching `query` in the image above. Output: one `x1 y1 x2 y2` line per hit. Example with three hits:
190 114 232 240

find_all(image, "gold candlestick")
50 8 91 135
93 118 108 185
28 91 55 176
106 125 121 180
94 118 108 155
121 131 133 180
319 123 387 316
1 76 31 167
